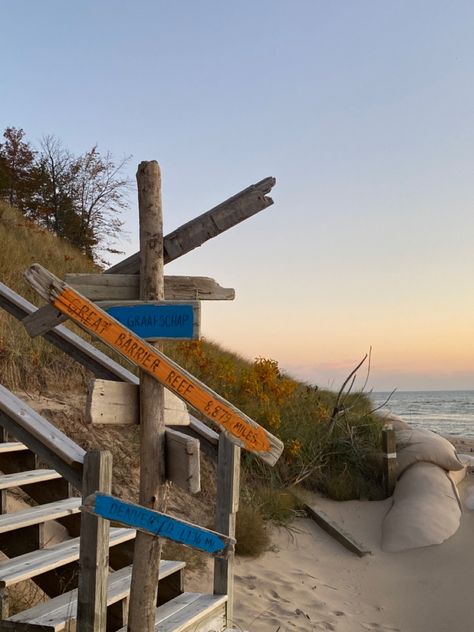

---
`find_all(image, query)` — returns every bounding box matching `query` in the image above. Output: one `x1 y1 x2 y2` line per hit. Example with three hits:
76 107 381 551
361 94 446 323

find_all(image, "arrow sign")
104 302 200 341
83 493 233 558
25 264 284 466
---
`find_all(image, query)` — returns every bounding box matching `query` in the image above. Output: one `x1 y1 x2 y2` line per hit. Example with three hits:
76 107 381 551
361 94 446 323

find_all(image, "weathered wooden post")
127 161 166 631
77 449 113 631
214 435 240 625
382 424 397 496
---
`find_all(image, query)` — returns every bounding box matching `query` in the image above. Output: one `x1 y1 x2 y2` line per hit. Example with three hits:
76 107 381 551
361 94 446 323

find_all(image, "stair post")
77 449 112 631
214 434 240 626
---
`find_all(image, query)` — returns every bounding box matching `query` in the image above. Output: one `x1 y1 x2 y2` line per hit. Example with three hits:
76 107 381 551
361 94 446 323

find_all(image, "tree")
35 135 76 235
0 127 36 212
69 146 130 260
0 126 131 262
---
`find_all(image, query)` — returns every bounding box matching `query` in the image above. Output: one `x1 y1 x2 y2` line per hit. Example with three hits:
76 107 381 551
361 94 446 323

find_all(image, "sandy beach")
232 468 474 632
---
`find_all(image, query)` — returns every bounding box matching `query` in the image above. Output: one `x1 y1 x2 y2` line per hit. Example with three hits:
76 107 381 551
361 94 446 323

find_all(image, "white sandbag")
396 428 464 478
377 412 410 431
382 462 461 552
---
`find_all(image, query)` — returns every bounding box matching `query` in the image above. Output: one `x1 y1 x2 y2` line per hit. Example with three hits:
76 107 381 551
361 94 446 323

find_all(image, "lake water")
370 390 474 438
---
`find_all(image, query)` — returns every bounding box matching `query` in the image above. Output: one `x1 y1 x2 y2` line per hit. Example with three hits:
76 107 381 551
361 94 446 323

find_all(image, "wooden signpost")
25 264 284 465
83 493 234 558
104 301 200 340
23 167 279 631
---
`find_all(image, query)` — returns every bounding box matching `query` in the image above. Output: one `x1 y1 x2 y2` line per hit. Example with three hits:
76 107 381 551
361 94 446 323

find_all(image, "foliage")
0 201 97 390
0 127 130 262
164 340 385 501
235 505 269 556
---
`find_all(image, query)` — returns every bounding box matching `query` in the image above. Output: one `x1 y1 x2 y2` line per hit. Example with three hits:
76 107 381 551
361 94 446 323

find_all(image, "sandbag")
382 462 461 552
395 428 463 478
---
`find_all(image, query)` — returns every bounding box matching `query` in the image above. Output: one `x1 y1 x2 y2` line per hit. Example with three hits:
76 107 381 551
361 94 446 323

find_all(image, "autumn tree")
68 146 130 260
0 126 131 262
0 127 36 212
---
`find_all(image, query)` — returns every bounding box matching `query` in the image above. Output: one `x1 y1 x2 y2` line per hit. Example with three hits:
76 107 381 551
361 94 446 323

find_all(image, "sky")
2 1 474 392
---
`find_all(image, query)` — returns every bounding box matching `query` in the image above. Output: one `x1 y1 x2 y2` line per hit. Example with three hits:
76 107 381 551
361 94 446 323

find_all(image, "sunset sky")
2 1 474 391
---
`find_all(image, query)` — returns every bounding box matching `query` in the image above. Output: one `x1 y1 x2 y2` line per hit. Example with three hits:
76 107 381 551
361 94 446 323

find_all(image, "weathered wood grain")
22 276 231 338
83 493 235 558
304 503 371 557
129 160 166 632
382 425 397 496
165 428 200 494
106 176 275 275
77 450 113 632
24 263 284 465
66 273 235 301
213 435 240 624
85 379 190 426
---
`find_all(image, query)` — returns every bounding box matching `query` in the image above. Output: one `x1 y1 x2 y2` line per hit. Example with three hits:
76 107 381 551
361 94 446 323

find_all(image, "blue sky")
2 1 474 390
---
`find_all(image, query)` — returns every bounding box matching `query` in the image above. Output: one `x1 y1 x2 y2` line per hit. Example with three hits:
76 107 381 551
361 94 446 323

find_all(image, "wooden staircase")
0 283 235 631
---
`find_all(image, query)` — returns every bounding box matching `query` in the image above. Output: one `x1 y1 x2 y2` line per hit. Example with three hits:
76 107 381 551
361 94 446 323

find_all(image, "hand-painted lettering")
51 286 274 457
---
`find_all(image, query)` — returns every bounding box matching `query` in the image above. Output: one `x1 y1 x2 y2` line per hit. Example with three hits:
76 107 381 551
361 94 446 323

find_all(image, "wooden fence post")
128 161 166 631
214 434 240 626
77 449 112 632
382 424 397 496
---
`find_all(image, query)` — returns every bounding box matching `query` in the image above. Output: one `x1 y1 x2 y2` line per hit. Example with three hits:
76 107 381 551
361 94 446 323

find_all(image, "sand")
232 472 474 632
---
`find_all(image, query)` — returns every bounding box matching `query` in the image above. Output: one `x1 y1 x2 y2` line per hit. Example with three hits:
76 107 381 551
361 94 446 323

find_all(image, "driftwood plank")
85 379 190 426
25 264 284 466
84 493 234 558
106 177 275 275
165 428 200 494
304 503 371 557
66 274 235 301
23 276 231 338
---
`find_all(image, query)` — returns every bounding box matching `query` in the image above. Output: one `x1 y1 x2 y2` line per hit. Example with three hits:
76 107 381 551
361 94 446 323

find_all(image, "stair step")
0 443 28 454
0 497 81 534
117 593 228 632
0 527 136 587
2 561 186 631
0 469 62 490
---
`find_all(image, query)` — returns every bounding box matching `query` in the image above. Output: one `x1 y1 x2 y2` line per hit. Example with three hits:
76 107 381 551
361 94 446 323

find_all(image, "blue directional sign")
105 302 199 341
90 493 233 558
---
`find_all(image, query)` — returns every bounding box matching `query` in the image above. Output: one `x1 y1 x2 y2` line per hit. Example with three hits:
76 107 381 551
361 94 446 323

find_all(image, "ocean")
370 390 474 438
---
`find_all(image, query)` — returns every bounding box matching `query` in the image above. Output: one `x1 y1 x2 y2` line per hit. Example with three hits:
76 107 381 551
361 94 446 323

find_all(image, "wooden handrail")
0 385 85 489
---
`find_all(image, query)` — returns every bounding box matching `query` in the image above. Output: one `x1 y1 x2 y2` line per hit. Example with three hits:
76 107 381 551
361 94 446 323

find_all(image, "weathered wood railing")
0 281 239 627
0 381 113 629
0 385 85 489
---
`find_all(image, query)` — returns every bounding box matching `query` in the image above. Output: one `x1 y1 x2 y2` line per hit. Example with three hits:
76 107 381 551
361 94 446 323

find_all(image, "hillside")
0 201 385 550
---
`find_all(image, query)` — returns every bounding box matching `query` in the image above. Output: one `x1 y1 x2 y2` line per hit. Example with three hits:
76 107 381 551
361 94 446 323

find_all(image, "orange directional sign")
25 264 284 466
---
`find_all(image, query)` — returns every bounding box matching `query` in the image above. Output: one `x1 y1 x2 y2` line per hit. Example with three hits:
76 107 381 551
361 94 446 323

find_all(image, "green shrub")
235 506 269 557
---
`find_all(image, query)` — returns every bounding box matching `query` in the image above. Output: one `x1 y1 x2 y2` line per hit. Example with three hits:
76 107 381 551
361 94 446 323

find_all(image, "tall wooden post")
77 450 113 632
213 435 240 626
128 161 166 631
382 424 397 497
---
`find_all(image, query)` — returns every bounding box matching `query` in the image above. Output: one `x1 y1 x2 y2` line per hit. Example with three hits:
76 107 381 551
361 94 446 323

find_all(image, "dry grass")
0 201 97 391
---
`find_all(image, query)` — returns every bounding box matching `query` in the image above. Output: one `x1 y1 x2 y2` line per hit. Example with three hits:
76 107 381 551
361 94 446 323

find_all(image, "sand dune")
233 472 474 632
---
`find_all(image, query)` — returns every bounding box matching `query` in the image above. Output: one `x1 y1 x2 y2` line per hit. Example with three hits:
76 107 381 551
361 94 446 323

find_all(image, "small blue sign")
93 493 230 556
105 304 196 340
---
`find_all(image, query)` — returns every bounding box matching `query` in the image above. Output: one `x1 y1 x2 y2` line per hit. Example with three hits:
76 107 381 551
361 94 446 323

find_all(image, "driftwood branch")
329 353 368 434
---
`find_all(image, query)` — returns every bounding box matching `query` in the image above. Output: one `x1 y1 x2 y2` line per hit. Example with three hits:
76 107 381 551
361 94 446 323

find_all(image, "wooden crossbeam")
105 177 275 275
23 276 231 338
85 379 190 426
